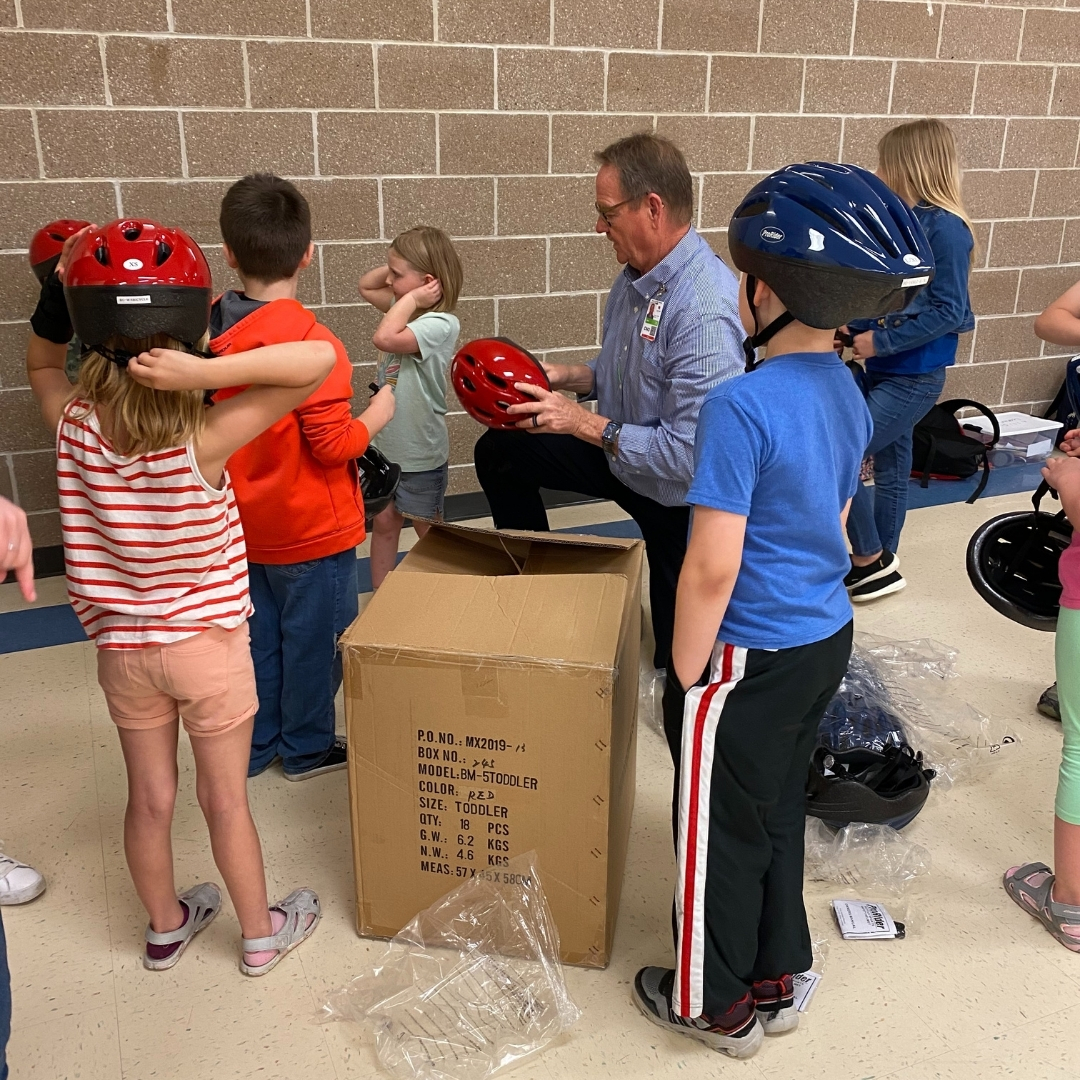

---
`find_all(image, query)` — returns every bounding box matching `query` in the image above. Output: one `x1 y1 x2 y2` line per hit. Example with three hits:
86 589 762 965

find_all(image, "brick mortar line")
2 235 1077 259
97 36 112 107
28 109 44 179
5 27 1079 65
8 105 1080 122
3 170 1080 186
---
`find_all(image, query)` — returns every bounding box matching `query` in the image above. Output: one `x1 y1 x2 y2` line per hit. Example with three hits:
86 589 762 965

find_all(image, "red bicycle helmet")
450 337 550 430
64 219 212 351
29 219 91 284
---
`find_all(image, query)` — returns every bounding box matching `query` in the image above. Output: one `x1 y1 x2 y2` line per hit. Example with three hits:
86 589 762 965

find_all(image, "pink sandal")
1003 863 1080 953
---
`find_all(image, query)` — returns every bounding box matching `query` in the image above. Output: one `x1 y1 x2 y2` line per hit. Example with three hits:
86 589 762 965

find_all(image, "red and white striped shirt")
57 401 253 649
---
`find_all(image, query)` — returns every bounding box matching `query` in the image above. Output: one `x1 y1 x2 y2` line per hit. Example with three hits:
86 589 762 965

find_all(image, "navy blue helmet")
728 162 935 331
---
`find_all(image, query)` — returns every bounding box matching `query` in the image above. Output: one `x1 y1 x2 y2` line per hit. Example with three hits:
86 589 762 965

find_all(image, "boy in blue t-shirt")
633 163 935 1058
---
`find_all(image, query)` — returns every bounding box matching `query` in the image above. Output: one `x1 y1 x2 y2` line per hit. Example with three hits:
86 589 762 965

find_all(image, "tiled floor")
2 492 1075 1080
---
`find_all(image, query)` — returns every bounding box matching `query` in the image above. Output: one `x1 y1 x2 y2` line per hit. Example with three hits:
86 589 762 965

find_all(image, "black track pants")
668 622 853 1019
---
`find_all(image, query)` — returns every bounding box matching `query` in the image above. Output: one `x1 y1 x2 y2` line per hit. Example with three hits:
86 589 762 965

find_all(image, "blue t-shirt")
688 351 873 651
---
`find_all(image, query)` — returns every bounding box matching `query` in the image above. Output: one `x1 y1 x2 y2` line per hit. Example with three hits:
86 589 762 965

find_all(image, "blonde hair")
389 226 463 312
876 119 976 265
70 333 208 458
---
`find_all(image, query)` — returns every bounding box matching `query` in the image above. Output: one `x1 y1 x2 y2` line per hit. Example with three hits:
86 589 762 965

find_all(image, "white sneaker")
0 851 46 905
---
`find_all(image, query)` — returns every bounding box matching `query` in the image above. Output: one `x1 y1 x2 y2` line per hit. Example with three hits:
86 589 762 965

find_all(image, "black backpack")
1043 355 1080 446
910 398 1000 504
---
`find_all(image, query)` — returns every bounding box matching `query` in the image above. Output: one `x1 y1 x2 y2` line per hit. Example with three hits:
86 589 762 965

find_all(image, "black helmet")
966 481 1072 633
806 744 935 831
358 446 401 519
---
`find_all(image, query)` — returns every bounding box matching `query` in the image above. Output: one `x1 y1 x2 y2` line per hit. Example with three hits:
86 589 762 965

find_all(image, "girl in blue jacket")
843 118 975 601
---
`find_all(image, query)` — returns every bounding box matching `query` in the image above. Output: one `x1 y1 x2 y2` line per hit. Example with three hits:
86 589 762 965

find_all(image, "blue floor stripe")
0 603 87 654
0 463 1044 656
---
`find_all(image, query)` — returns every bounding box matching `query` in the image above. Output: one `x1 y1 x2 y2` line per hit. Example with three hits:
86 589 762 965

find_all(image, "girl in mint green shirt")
359 226 463 588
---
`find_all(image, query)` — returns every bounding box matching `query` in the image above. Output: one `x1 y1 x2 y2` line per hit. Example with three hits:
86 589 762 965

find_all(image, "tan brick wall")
2 1 1079 543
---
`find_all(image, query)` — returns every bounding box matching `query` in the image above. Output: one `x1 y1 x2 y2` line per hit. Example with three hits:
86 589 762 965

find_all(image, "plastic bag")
804 819 931 896
321 852 579 1080
819 633 1017 790
638 665 666 738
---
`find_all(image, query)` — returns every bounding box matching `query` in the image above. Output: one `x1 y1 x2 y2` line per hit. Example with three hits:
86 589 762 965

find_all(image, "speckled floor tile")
2 491 1077 1079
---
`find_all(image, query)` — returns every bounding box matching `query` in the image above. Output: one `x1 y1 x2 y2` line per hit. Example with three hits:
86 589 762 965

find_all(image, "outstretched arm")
1034 280 1080 348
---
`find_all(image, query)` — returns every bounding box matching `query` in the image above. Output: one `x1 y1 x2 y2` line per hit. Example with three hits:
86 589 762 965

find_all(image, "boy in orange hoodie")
212 174 395 781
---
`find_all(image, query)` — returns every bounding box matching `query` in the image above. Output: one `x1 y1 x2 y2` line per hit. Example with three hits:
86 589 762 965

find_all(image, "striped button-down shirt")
588 227 744 507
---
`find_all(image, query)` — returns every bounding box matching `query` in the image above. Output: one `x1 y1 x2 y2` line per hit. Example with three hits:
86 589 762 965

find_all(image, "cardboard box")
341 523 643 968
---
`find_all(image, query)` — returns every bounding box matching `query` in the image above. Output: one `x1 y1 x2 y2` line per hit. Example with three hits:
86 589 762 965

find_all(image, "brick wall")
2 0 1079 546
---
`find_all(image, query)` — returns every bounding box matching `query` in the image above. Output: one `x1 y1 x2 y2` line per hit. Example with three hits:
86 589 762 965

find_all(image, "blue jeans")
247 549 358 775
1 908 10 1080
847 367 948 558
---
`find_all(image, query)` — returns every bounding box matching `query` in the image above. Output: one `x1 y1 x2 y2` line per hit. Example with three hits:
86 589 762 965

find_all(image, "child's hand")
850 331 876 361
362 384 396 433
127 348 207 391
410 279 443 310
1043 455 1080 497
1061 428 1080 456
56 224 97 281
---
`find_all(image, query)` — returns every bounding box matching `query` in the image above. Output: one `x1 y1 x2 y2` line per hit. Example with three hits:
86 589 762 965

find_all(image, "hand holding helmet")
127 347 212 391
450 337 551 430
1043 455 1080 502
506 380 589 437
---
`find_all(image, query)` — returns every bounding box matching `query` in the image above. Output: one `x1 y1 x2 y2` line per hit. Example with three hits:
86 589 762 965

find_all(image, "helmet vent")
122 225 141 241
735 200 768 219
463 353 477 366
48 231 64 242
460 375 476 393
155 240 172 265
483 370 508 389
94 244 109 266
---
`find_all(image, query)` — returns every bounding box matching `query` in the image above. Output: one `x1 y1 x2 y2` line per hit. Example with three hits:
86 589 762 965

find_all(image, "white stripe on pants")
673 640 748 1019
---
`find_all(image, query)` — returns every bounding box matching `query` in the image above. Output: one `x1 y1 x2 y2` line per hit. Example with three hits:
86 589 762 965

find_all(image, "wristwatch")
601 420 622 458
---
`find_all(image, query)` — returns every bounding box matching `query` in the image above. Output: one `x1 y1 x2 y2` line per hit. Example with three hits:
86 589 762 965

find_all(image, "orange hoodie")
211 298 370 564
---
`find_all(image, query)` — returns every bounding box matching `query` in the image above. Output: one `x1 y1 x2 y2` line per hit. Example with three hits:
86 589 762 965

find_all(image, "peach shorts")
97 624 258 738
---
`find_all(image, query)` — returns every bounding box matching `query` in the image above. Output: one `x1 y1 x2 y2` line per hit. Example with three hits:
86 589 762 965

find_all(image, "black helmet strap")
742 274 794 372
82 341 207 369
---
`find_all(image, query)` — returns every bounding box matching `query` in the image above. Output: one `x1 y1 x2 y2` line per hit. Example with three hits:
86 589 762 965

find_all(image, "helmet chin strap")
742 274 795 372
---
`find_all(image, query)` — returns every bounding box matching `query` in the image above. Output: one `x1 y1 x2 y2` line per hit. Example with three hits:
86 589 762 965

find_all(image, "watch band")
602 420 622 457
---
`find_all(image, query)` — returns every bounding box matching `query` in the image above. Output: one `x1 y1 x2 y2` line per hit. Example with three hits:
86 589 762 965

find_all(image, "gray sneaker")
632 967 763 1059
1038 683 1061 722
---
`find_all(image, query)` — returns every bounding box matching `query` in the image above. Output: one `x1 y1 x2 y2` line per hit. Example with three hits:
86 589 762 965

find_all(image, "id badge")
640 298 664 341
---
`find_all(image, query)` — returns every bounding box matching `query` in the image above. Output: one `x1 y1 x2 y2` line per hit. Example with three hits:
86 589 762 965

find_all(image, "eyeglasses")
594 197 636 226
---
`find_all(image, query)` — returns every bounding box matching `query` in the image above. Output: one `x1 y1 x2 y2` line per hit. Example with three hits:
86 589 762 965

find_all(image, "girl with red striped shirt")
27 220 333 976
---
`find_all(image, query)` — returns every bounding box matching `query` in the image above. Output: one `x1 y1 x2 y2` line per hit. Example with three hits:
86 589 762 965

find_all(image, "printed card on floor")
831 899 904 940
793 970 822 1012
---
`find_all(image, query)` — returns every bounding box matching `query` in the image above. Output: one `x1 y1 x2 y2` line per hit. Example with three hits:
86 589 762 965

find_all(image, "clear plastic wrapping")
804 818 931 896
320 852 580 1080
821 632 1017 790
638 665 666 738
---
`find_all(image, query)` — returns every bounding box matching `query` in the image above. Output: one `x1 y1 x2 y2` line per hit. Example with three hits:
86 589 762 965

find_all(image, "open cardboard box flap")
340 522 644 667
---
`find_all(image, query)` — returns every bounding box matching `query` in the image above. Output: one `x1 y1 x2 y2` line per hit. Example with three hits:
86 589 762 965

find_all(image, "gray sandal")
143 882 221 971
1003 863 1080 953
240 887 321 976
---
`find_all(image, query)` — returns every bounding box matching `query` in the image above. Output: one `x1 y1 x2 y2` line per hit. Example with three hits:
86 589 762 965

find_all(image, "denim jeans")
247 548 358 775
846 366 948 558
1 907 10 1080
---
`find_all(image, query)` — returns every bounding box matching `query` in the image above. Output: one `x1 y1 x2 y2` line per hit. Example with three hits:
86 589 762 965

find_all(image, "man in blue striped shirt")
475 134 743 684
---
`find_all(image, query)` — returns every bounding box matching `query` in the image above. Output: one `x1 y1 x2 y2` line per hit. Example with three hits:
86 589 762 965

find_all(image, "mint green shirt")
373 310 460 473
